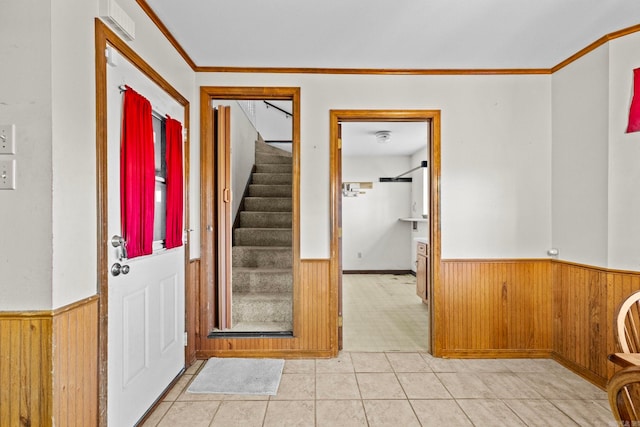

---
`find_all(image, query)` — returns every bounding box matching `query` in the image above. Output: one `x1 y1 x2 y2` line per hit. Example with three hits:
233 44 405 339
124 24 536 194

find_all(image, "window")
152 114 167 249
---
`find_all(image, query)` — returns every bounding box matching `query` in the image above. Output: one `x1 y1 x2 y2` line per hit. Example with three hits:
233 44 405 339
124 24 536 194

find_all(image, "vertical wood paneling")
0 314 52 426
191 252 640 388
0 296 98 426
438 259 553 357
552 262 608 384
196 259 334 357
551 262 640 387
52 296 99 427
606 271 640 380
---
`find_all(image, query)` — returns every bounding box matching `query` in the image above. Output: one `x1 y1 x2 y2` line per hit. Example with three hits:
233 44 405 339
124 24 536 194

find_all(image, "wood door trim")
216 106 232 328
337 123 343 350
329 109 441 355
199 86 301 338
95 19 190 427
199 94 216 333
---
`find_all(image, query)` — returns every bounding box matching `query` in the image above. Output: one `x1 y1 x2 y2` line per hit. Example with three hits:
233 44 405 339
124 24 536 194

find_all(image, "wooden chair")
608 366 640 424
615 290 640 353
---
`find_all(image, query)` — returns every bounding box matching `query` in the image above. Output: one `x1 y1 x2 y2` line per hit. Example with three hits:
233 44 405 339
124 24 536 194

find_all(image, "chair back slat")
630 302 640 352
616 291 640 353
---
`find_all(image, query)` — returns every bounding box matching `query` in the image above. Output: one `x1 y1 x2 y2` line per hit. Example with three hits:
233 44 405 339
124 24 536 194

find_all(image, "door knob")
111 235 128 260
111 263 122 276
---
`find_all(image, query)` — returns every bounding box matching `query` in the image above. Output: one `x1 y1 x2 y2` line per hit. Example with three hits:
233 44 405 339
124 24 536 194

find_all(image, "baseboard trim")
551 352 607 389
208 330 294 339
196 349 337 359
437 349 553 359
342 270 413 275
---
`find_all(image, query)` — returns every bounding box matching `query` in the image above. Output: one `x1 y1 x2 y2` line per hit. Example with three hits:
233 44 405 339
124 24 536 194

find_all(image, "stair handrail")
263 101 292 119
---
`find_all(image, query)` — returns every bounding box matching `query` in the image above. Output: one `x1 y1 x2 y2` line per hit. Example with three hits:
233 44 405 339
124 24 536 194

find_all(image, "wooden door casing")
337 123 343 350
198 86 301 347
215 106 232 329
330 110 439 356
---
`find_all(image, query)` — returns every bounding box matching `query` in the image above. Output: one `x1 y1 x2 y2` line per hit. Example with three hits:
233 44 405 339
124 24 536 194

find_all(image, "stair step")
240 211 292 228
252 173 292 185
256 163 292 173
233 246 292 268
255 141 292 156
244 197 292 212
232 292 292 323
256 152 292 164
233 268 293 293
234 228 292 246
248 184 291 197
223 321 292 332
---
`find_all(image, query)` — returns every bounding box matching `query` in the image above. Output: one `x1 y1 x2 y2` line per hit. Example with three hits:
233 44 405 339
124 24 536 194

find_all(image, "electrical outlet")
0 159 16 190
0 124 16 154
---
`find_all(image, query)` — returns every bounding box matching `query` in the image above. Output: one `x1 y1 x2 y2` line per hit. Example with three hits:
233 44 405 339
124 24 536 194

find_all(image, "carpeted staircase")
231 140 293 332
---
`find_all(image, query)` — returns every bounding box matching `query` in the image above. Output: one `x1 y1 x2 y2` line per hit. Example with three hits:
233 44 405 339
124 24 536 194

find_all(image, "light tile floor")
143 352 613 426
342 274 429 352
141 275 615 426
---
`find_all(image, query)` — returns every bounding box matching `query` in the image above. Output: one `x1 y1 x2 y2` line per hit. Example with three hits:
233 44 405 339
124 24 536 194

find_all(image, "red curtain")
121 86 155 258
627 68 640 133
165 116 184 249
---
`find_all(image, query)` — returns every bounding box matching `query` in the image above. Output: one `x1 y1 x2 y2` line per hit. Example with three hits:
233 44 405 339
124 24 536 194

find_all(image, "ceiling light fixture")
375 130 391 144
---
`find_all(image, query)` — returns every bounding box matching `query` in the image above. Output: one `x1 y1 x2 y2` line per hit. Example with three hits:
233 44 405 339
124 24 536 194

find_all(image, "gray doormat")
187 357 284 395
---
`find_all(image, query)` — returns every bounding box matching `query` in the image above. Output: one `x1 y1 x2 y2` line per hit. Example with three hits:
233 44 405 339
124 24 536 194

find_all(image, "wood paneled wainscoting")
437 259 554 358
436 258 640 388
196 259 335 358
52 296 99 426
0 295 98 426
552 261 640 388
0 311 53 426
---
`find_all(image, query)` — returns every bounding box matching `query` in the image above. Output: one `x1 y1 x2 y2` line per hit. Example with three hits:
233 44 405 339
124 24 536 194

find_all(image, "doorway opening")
341 121 430 351
200 87 300 338
330 110 441 354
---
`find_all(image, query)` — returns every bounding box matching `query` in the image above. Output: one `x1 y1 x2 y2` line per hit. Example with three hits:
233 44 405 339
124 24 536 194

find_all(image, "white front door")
106 50 185 427
107 248 184 426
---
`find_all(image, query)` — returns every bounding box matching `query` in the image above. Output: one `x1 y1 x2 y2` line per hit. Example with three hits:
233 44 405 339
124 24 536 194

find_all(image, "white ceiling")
341 122 428 157
145 0 640 69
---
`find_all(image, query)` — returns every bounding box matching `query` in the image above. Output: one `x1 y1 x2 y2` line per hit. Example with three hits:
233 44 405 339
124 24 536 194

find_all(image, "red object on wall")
165 116 184 249
120 86 155 258
627 68 640 133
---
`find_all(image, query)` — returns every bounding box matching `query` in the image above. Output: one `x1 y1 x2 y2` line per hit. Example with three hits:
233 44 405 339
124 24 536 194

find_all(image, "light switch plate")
0 124 16 154
0 159 16 189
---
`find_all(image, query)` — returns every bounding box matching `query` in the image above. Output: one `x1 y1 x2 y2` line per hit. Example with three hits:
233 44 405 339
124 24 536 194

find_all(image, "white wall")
255 101 292 142
0 0 54 310
342 156 412 270
1 0 195 310
608 32 640 271
551 31 640 272
10 0 640 311
227 101 257 219
551 45 610 267
51 0 194 309
195 72 553 260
